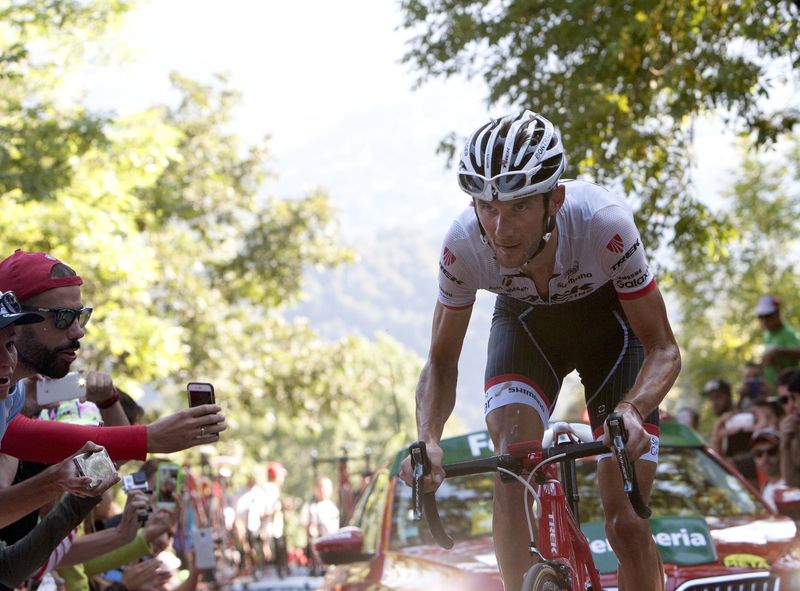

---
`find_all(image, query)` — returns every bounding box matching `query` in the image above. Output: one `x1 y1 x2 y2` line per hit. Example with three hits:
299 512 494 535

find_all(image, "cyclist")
400 110 680 591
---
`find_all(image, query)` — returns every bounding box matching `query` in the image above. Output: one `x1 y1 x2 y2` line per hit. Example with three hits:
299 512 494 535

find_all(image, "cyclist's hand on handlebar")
399 442 445 492
602 404 651 460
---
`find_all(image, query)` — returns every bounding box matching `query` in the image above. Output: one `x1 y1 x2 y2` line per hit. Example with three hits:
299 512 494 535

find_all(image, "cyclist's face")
475 195 547 268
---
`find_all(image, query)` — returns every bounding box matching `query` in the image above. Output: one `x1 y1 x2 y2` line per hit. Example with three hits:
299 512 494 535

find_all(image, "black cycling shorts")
483 282 659 449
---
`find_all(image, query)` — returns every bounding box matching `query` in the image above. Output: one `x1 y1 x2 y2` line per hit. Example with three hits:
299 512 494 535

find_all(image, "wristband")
96 387 120 409
616 400 645 425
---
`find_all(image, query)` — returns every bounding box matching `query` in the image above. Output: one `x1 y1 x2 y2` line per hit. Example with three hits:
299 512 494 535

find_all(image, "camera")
122 470 153 525
122 470 151 494
73 448 117 488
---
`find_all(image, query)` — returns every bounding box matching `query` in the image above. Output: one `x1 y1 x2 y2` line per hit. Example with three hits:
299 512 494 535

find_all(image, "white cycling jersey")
437 179 655 309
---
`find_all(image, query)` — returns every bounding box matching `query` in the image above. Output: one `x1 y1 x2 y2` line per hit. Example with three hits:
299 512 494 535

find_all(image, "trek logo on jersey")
606 234 624 253
439 263 464 285
442 247 457 266
611 240 639 271
610 239 641 271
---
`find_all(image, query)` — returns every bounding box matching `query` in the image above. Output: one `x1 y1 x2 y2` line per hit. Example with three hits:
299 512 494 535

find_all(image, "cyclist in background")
400 110 680 591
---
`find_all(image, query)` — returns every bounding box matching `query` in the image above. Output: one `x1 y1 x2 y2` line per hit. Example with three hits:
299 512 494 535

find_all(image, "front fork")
535 479 602 590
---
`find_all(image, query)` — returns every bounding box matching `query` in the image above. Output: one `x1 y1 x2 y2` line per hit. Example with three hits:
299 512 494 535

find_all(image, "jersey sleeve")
590 204 655 300
436 218 479 310
1 415 148 463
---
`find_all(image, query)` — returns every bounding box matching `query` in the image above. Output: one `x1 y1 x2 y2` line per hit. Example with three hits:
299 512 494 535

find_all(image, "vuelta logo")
606 234 624 253
442 247 457 266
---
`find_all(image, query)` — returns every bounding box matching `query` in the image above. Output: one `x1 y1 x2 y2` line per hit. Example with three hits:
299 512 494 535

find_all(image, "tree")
398 0 799 256
667 133 800 405
0 1 423 493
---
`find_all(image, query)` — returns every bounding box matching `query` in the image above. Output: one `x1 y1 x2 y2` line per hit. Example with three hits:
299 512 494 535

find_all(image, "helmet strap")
524 194 556 263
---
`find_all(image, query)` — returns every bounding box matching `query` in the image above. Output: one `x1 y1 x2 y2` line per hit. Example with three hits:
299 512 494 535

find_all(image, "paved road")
227 574 324 591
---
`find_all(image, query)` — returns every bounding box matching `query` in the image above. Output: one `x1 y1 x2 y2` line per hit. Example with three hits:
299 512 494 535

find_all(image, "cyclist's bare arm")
612 285 681 457
400 302 473 490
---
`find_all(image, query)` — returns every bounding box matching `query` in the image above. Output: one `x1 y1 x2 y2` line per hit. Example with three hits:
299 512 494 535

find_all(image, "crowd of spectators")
684 294 800 517
0 249 227 590
0 247 350 589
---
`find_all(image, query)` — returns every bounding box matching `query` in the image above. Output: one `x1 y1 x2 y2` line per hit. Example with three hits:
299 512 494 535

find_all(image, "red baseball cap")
0 250 83 301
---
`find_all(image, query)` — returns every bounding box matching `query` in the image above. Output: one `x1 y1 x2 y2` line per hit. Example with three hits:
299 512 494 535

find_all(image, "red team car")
315 421 800 590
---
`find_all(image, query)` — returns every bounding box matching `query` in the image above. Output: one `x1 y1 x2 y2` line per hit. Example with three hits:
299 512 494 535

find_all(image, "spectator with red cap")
0 249 227 529
755 294 800 387
0 291 120 587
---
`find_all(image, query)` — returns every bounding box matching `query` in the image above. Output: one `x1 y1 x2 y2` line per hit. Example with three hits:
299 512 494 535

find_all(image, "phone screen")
187 382 215 407
156 463 182 507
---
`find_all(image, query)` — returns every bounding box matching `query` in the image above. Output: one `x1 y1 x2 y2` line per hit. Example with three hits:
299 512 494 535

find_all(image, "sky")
70 0 759 429
74 0 742 239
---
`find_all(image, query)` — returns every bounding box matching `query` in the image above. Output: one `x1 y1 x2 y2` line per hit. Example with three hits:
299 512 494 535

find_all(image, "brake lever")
409 441 430 521
607 411 652 518
607 413 633 493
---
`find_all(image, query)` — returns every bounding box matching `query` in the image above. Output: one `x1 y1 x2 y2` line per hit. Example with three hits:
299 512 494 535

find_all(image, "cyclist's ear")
549 185 566 213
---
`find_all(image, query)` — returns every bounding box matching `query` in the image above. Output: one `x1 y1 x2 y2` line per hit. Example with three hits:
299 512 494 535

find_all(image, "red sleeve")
1 415 148 463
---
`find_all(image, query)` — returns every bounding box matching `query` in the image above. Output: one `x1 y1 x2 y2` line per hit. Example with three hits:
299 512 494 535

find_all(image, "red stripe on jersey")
617 277 657 300
484 374 551 407
441 302 474 311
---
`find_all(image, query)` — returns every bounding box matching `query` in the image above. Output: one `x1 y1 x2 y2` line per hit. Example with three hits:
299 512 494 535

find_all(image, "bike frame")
511 431 603 590
536 472 602 590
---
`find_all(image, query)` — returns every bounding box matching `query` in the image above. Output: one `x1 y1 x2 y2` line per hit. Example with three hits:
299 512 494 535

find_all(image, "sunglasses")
0 291 23 315
458 170 552 201
779 395 791 405
753 447 778 458
24 306 93 330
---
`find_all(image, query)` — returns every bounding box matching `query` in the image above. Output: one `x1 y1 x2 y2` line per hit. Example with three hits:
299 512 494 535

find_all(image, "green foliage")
0 0 422 496
669 134 800 404
399 0 799 254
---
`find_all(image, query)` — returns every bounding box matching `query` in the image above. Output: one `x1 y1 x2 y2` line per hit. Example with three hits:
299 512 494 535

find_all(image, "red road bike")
409 412 651 591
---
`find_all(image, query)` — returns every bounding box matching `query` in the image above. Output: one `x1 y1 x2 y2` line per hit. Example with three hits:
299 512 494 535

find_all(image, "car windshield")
391 447 769 548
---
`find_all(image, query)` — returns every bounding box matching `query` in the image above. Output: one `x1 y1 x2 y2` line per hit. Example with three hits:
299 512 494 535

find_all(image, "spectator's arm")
82 529 153 576
84 372 128 427
0 442 120 528
762 346 800 369
779 414 800 487
709 414 728 455
0 453 18 488
58 492 148 569
172 562 202 591
2 416 147 463
0 494 100 588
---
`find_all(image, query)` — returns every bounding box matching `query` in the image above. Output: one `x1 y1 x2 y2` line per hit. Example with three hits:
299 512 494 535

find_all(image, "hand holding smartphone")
187 382 215 407
36 372 87 405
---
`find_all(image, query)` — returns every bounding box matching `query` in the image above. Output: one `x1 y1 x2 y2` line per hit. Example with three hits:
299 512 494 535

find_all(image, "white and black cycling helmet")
458 110 566 201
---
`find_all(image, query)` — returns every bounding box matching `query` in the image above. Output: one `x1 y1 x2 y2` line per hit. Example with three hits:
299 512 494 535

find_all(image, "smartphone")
36 372 87 405
155 462 183 508
191 527 216 570
187 382 215 407
73 448 117 487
